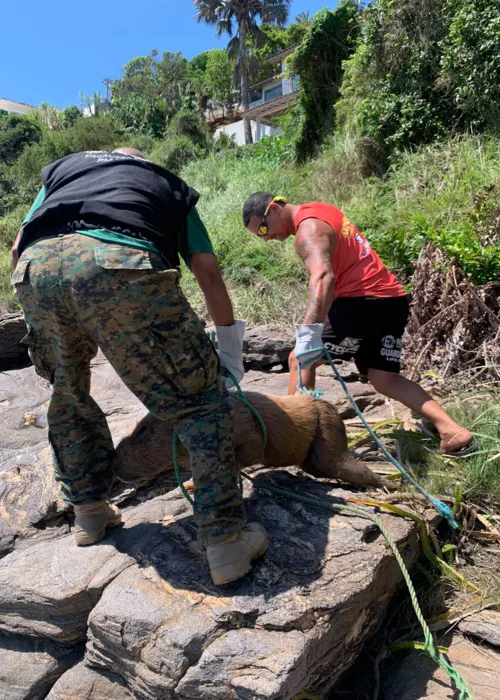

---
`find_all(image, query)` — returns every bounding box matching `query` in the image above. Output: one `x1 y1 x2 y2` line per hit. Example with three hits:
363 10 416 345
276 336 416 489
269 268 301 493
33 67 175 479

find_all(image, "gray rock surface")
0 536 132 642
0 632 81 700
83 471 420 699
382 633 500 699
242 323 294 368
0 446 65 557
0 312 29 371
459 609 500 647
317 360 361 381
47 662 132 700
0 352 147 555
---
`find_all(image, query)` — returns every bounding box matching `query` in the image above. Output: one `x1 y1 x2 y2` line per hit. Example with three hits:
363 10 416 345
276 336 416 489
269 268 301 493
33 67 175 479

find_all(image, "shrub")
292 2 360 161
168 109 211 150
0 112 42 166
149 134 203 174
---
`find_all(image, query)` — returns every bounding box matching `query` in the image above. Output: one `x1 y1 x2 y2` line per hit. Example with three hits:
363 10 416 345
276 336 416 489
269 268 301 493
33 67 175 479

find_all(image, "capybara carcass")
113 391 392 490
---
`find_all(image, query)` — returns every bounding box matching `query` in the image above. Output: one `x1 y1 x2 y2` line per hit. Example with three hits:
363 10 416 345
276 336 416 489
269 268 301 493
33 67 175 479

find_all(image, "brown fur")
113 392 392 490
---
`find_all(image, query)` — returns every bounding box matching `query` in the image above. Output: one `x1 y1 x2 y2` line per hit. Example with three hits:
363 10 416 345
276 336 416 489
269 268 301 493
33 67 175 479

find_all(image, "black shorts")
322 296 410 375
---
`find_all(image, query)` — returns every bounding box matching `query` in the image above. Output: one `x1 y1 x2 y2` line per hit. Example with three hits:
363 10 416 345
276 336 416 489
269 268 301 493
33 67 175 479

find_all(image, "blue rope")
296 349 459 529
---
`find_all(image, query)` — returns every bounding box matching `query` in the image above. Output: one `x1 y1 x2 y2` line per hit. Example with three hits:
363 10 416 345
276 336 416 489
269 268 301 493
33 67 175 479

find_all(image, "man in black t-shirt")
11 148 268 586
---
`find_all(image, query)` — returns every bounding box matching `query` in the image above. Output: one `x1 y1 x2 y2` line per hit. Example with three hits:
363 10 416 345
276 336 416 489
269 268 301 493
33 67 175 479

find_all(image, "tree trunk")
239 18 253 145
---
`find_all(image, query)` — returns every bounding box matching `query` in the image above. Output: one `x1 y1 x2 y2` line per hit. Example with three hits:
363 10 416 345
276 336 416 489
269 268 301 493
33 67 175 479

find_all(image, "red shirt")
294 202 405 300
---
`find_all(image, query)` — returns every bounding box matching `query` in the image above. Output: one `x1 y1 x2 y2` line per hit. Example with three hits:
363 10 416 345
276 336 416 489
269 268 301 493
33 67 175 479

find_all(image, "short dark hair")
242 191 274 228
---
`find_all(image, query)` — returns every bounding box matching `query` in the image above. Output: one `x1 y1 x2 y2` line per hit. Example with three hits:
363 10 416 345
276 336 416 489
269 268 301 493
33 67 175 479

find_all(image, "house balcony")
242 77 299 138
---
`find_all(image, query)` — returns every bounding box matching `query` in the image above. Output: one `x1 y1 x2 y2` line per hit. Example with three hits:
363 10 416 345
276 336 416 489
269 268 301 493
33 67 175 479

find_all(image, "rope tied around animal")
172 366 472 699
296 347 459 529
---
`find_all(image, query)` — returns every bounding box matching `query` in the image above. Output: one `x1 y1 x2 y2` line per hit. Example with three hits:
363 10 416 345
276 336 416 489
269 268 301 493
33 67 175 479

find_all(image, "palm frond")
216 16 234 37
247 22 269 48
227 35 240 61
193 0 224 25
259 0 291 26
248 54 261 82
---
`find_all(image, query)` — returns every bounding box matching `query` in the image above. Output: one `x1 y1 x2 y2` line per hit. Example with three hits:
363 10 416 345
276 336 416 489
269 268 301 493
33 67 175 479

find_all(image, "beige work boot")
73 499 122 546
207 522 269 585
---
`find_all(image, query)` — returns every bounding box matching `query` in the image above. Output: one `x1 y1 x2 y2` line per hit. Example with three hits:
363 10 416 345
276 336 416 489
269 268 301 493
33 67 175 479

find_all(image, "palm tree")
194 0 291 144
295 11 311 27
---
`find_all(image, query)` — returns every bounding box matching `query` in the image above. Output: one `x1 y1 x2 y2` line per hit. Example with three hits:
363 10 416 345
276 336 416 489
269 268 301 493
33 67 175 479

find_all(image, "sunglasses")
257 196 289 236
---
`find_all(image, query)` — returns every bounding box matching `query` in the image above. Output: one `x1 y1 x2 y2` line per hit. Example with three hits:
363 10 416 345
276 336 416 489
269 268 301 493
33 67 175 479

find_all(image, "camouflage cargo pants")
11 233 246 546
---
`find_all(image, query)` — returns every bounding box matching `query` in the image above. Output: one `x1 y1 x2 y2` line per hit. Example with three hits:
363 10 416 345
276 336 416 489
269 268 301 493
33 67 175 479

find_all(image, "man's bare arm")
190 252 235 327
11 227 23 269
295 218 336 324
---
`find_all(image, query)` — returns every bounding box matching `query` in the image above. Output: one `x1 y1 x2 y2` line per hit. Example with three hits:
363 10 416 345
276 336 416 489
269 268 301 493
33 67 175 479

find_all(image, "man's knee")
288 349 298 371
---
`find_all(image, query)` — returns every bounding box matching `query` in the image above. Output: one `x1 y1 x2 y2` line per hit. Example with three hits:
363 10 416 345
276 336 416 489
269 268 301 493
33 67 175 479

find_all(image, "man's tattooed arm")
295 219 336 324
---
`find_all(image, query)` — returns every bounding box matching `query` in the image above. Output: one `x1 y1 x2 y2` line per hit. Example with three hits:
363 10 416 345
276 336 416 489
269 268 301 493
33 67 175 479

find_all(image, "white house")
0 98 35 116
215 45 299 145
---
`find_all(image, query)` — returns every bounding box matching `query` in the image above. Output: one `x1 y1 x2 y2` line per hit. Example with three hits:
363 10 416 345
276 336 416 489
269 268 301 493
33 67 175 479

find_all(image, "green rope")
222 367 268 447
298 350 459 529
171 371 473 699
241 473 473 700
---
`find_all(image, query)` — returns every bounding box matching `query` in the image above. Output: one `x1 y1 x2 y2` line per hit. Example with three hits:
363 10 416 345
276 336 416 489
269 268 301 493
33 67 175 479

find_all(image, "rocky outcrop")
0 352 401 557
47 662 132 700
0 537 132 642
0 472 421 699
0 312 29 371
0 632 81 700
0 344 426 699
0 446 65 556
242 324 294 368
459 609 500 648
383 633 500 699
0 353 147 555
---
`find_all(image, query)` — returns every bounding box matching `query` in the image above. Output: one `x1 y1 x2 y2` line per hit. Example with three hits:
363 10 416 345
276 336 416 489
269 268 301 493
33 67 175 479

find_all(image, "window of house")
264 83 282 102
249 89 263 104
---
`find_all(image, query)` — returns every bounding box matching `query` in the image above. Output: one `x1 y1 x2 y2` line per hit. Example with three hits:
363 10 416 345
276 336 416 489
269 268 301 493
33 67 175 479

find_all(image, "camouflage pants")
11 233 245 545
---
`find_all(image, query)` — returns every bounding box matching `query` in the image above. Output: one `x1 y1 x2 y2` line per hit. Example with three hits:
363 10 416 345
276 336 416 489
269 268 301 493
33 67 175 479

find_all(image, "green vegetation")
178 134 500 323
337 0 500 153
2 122 500 320
2 0 497 304
391 387 500 504
1 0 498 320
291 2 359 162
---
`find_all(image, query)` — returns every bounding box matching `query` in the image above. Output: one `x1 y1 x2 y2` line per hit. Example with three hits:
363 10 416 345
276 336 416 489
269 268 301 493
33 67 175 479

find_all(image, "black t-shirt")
19 150 199 267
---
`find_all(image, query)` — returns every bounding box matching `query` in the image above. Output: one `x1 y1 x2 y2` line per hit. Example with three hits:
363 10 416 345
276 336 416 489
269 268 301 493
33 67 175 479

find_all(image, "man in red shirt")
242 193 473 455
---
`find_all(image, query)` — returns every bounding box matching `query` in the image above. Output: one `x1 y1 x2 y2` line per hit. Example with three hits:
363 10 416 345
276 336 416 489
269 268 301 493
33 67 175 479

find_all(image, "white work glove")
216 320 245 389
294 324 325 367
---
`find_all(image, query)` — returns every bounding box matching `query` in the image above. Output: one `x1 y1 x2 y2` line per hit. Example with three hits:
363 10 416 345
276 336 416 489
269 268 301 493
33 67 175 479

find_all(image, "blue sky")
2 1 336 110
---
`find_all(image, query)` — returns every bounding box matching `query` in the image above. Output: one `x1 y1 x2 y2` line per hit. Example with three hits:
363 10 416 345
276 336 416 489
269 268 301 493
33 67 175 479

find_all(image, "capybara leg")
334 453 395 490
303 435 393 489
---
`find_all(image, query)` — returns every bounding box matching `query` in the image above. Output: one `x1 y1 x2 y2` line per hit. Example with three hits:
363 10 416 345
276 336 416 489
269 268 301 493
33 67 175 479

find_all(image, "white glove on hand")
294 324 325 367
216 320 245 389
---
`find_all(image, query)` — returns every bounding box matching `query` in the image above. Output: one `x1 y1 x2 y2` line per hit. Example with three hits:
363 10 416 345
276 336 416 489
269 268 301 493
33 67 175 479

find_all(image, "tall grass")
393 386 500 505
447 389 500 502
2 133 499 312
179 134 500 318
0 250 13 306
